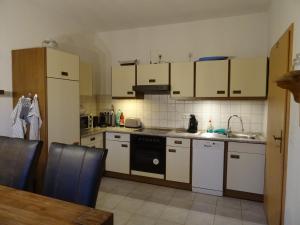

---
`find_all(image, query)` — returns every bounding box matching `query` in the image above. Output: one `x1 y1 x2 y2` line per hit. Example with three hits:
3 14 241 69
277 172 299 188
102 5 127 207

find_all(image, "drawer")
228 142 265 155
106 132 130 142
81 134 103 146
167 137 190 148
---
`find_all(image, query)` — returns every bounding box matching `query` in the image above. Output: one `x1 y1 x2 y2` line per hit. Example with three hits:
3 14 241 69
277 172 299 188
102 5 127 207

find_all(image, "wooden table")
0 185 113 225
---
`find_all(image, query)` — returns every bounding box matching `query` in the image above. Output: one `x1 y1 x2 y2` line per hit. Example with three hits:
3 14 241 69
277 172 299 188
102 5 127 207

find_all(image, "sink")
199 132 227 139
228 133 257 140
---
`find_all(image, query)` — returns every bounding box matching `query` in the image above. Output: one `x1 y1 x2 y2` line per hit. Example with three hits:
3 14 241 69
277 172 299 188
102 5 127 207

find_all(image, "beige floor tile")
155 219 181 225
136 201 166 218
185 211 214 225
242 222 267 225
241 200 264 213
173 189 196 201
159 206 189 224
214 215 243 225
148 193 173 205
216 207 242 220
111 209 133 225
194 193 218 206
126 215 156 225
217 197 241 210
96 192 126 210
116 196 145 213
242 210 267 224
168 198 193 210
191 201 216 214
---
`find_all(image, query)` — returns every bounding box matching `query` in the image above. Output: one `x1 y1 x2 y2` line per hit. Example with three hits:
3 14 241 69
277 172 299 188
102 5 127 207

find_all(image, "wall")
268 0 300 224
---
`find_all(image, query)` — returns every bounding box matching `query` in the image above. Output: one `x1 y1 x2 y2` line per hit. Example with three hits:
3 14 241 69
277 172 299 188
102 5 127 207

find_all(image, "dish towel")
11 97 26 138
28 94 42 140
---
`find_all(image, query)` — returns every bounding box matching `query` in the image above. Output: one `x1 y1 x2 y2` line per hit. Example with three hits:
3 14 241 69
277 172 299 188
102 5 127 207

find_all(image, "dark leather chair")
42 143 107 208
0 136 42 190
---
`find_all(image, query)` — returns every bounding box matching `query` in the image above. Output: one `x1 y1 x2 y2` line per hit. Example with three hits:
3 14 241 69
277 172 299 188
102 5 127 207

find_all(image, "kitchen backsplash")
95 95 267 134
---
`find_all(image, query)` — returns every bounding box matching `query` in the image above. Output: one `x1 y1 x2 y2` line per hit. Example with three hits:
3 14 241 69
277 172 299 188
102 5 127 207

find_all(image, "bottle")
120 112 125 127
110 105 115 127
116 109 121 127
207 120 214 133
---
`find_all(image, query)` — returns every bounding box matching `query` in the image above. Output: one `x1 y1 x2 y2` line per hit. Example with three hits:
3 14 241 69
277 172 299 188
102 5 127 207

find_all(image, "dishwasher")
192 140 224 196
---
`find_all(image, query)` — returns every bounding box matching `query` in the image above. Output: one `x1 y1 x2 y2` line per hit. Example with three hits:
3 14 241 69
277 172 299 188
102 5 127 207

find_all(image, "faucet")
227 115 244 136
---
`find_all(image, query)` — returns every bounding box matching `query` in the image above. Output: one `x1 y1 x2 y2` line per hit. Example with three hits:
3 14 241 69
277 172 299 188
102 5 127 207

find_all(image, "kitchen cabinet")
166 138 190 183
79 61 93 96
137 63 169 85
112 65 136 98
170 62 194 97
230 58 268 97
81 133 104 148
195 60 229 98
105 132 130 174
226 142 265 194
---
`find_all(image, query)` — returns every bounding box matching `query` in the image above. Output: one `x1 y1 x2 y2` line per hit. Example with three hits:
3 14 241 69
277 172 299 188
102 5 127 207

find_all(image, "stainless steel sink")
228 133 257 140
199 132 227 139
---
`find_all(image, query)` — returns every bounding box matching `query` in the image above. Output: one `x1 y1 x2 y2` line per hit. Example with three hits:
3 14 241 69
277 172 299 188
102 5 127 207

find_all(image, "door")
112 65 136 97
47 78 80 146
265 25 293 225
195 60 229 98
137 64 169 85
171 62 194 97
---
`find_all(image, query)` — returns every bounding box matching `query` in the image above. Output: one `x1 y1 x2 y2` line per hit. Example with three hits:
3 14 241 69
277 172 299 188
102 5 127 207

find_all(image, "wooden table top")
0 185 113 225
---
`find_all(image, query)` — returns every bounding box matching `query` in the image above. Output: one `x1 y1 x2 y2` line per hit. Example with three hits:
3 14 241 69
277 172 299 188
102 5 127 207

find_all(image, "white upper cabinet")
47 48 79 81
79 61 93 96
137 63 169 85
195 60 229 98
171 62 194 97
230 57 268 97
112 65 136 98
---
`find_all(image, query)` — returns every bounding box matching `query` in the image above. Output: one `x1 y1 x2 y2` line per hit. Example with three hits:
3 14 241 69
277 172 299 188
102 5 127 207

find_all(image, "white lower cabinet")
166 138 190 183
105 133 130 174
226 142 265 194
81 133 103 148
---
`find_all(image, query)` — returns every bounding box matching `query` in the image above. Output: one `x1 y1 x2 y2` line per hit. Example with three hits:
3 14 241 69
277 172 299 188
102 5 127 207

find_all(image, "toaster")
125 118 142 128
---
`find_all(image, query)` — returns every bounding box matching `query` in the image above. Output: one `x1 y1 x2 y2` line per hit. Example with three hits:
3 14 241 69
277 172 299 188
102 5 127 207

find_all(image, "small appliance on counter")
80 114 93 129
125 118 142 128
187 114 198 133
99 112 107 127
99 110 116 127
92 116 99 128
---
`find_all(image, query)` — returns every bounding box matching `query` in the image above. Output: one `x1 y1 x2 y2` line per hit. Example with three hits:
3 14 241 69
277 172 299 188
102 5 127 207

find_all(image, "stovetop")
134 128 173 135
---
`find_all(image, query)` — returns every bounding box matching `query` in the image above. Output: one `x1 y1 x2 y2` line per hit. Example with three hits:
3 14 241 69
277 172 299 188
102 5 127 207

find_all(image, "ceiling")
31 0 270 32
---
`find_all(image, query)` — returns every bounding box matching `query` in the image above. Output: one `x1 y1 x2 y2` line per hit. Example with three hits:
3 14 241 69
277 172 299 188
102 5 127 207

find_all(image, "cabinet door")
171 62 194 97
81 133 103 148
227 143 265 194
195 60 229 97
79 62 93 96
106 140 130 174
47 78 80 147
166 146 190 183
112 65 136 97
230 58 267 97
47 48 79 81
137 64 169 85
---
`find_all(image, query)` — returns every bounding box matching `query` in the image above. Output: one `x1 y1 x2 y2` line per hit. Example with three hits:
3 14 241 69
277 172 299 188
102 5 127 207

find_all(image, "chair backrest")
0 136 42 190
43 143 107 208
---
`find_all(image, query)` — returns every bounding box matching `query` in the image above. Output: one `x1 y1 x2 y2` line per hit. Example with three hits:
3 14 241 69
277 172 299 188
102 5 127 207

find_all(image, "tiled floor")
96 177 267 225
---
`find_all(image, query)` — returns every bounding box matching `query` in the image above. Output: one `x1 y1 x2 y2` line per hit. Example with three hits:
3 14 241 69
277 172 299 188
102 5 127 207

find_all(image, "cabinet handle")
127 91 134 95
149 79 156 83
204 144 212 148
230 154 240 159
233 90 242 94
217 90 225 94
114 135 121 139
174 140 182 144
61 71 69 76
173 91 180 95
121 144 128 148
168 149 176 153
90 137 95 141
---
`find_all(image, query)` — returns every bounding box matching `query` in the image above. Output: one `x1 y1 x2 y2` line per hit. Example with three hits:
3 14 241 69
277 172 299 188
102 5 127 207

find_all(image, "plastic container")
120 112 125 127
116 109 121 127
207 120 214 133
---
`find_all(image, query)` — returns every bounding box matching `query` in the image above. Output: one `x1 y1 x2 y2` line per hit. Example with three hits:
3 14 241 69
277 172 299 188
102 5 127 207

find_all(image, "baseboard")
224 189 264 202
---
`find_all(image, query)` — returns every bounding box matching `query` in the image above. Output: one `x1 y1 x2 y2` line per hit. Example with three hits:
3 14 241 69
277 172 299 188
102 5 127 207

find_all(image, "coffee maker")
187 114 198 133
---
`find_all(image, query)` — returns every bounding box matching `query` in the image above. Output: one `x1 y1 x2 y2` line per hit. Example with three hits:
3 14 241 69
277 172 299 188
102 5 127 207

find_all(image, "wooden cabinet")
79 61 93 96
105 132 130 174
137 63 169 85
170 62 194 97
112 65 136 98
81 133 104 148
47 48 79 81
195 60 229 98
226 142 265 194
230 58 268 97
166 138 190 183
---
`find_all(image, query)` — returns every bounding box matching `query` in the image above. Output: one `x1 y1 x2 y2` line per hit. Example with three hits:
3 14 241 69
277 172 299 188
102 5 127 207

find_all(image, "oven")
130 134 166 175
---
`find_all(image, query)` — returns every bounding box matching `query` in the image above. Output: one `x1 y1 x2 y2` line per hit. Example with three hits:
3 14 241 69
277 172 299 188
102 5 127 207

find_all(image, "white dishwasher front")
192 140 224 196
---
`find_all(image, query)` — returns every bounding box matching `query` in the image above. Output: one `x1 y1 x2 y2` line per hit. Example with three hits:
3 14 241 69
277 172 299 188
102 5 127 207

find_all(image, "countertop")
81 127 266 144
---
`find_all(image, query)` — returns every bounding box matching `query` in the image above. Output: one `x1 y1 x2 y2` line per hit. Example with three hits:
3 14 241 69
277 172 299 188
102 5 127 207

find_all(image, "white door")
47 78 80 147
171 62 194 97
112 65 136 97
106 140 130 174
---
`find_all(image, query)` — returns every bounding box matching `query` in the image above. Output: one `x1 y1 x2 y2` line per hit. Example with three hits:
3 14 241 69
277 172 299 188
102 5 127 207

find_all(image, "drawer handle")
204 144 212 148
61 71 69 76
217 90 225 94
121 144 128 148
174 140 182 144
230 154 240 159
127 91 134 95
149 79 156 83
90 137 95 141
114 135 121 139
173 91 180 95
233 90 242 94
168 149 176 153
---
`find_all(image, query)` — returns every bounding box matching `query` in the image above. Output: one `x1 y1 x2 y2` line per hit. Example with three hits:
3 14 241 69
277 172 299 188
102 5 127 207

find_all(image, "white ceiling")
31 0 270 31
